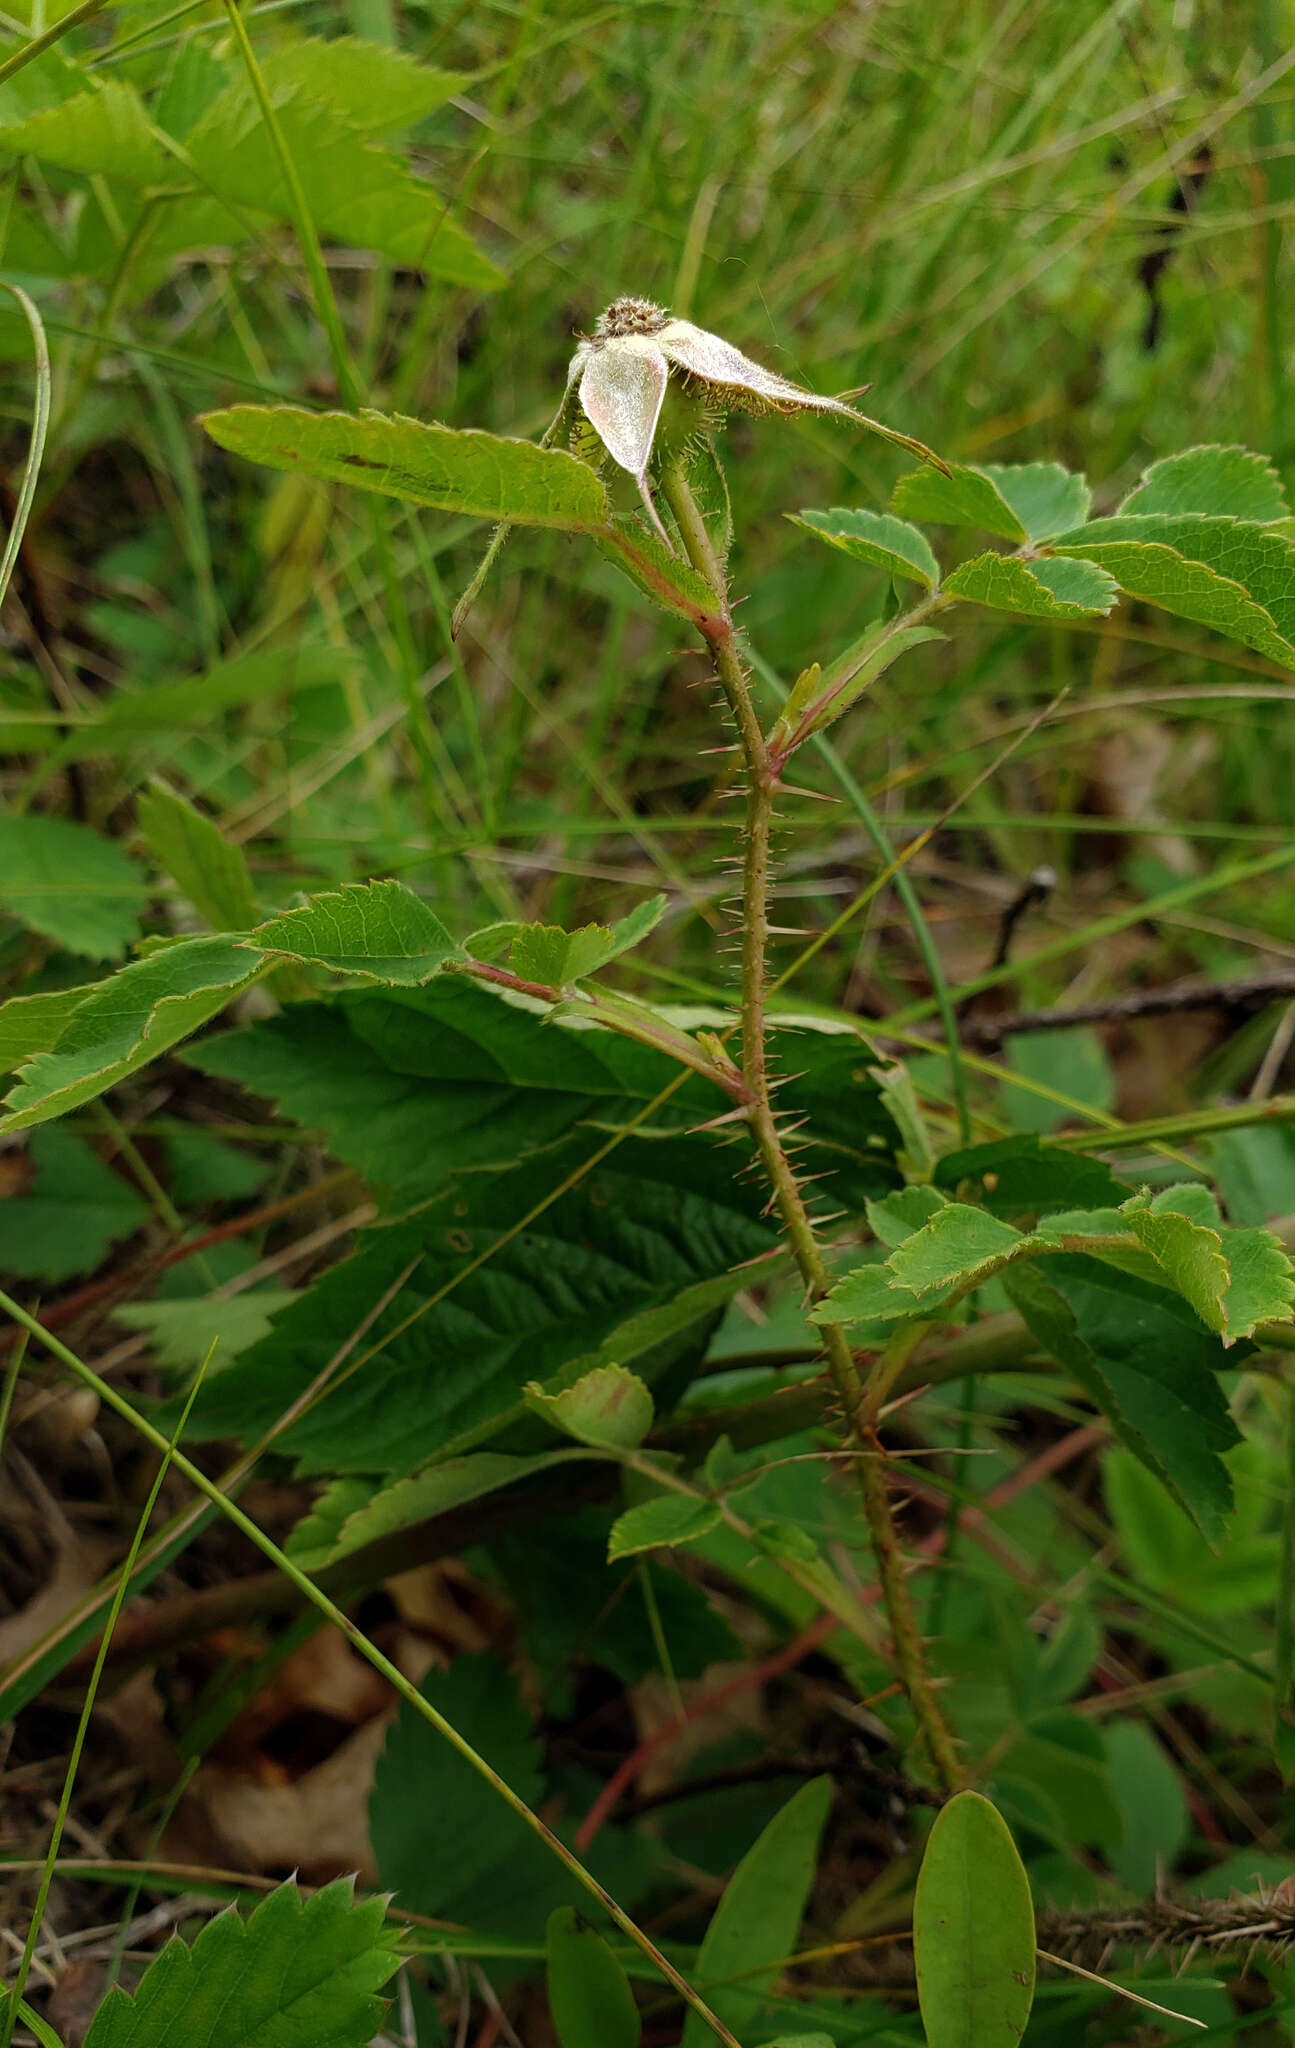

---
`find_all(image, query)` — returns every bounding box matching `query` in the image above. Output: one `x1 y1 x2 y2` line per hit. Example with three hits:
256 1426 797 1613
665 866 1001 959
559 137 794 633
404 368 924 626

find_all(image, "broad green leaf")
83 1877 399 2048
510 895 666 986
913 1791 1035 2048
944 551 1116 620
0 80 168 182
0 1125 147 1282
202 406 607 527
0 984 99 1076
1 938 269 1134
1003 1257 1239 1542
370 1654 613 1939
679 1777 832 2048
179 88 501 289
789 507 939 586
885 1204 1028 1296
526 1364 654 1449
608 1492 720 1559
137 782 258 931
546 1908 641 2048
245 879 459 984
176 1135 775 1475
258 35 465 131
977 461 1092 539
183 982 899 1215
1056 515 1295 665
891 463 1025 540
935 1135 1131 1218
0 814 146 959
1119 445 1288 522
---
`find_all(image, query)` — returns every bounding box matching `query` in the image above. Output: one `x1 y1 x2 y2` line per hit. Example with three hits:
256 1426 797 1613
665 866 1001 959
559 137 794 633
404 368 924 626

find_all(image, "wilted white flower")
568 295 943 543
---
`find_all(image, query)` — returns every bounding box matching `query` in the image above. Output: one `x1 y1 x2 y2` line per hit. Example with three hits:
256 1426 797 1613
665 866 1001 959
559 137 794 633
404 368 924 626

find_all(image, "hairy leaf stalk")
661 459 962 1790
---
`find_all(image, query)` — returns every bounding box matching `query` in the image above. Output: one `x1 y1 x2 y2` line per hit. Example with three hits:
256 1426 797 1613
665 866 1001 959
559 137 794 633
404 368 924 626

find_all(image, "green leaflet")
138 782 258 931
244 878 460 984
1054 514 1295 666
0 813 146 959
679 1777 833 2048
0 937 270 1134
201 405 607 527
1119 445 1289 522
891 461 1027 540
546 1909 641 2048
789 506 940 586
83 1879 399 2048
943 551 1116 619
506 894 667 985
0 984 100 1077
526 1363 655 1448
976 460 1092 538
608 1492 721 1558
913 1792 1035 2048
287 1450 588 1570
891 459 1090 541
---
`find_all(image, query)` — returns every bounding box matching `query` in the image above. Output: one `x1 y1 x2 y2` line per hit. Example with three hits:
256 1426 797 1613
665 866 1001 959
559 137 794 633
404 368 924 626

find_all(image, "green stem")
659 459 962 1791
0 1289 742 2048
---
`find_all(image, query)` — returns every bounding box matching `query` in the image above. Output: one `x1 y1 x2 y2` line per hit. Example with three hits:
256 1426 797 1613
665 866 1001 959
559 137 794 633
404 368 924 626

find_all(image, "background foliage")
2 2 1295 2046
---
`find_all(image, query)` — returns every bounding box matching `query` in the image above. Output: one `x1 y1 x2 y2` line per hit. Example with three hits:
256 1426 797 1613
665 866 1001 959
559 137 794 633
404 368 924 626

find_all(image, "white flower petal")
578 342 669 479
657 319 855 417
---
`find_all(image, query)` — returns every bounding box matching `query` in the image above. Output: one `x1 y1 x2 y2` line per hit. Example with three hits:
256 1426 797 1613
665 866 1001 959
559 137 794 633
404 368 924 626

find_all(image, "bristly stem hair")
659 456 962 1792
